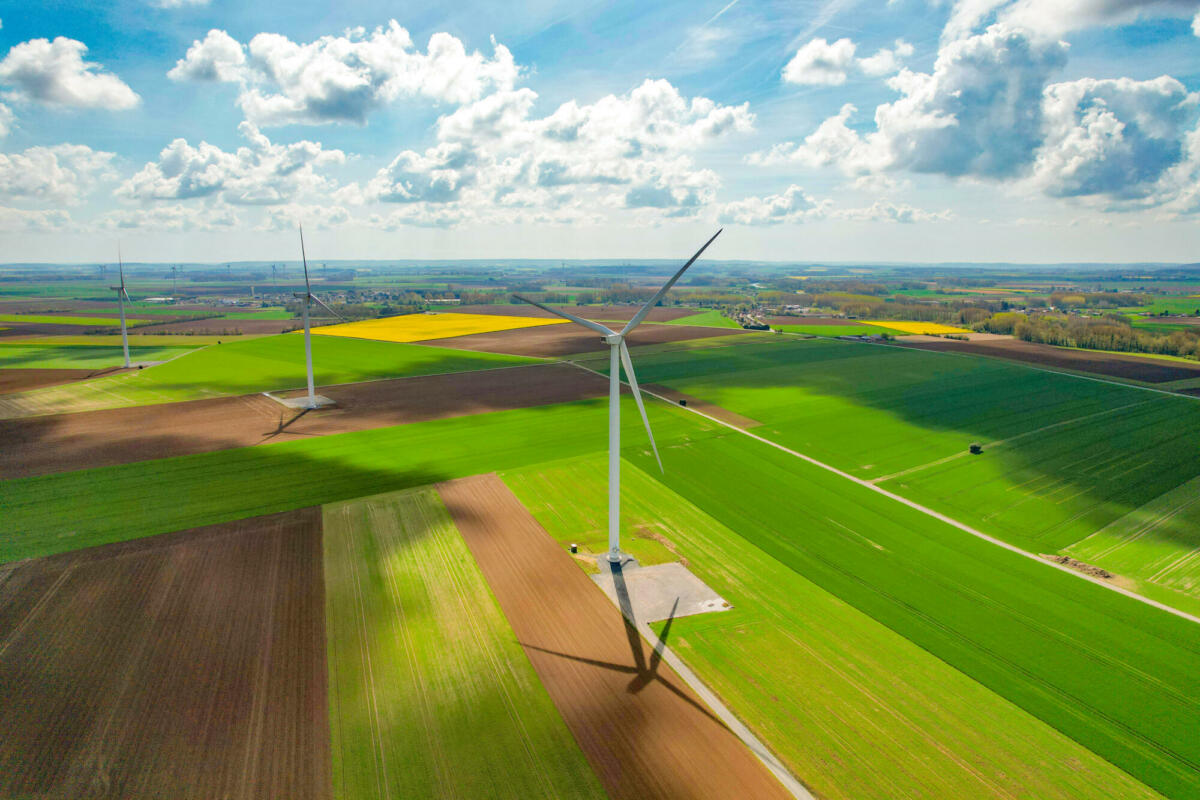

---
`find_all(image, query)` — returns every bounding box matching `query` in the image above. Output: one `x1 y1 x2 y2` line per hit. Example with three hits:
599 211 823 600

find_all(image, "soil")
438 474 792 800
0 323 107 338
895 337 1200 383
643 384 761 429
0 363 607 478
0 508 330 800
420 323 746 358
0 368 118 394
133 318 303 335
762 315 861 326
1041 554 1115 580
454 303 698 322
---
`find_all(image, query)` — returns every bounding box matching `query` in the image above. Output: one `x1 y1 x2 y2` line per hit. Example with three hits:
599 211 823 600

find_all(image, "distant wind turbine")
514 229 722 563
294 225 342 409
110 247 131 369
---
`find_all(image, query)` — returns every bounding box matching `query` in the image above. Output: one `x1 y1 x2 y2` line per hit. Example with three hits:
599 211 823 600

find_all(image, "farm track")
0 363 606 478
420 323 747 357
438 473 795 800
0 508 330 799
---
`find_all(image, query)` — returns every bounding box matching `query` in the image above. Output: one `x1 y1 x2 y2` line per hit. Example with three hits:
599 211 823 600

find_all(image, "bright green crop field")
0 343 196 369
324 488 603 800
0 333 541 415
0 313 149 326
502 454 1164 800
663 309 742 328
622 433 1200 800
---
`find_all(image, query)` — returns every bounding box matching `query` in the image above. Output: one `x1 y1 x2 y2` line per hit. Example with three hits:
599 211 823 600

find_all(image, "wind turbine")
110 247 131 369
293 225 342 409
514 229 721 563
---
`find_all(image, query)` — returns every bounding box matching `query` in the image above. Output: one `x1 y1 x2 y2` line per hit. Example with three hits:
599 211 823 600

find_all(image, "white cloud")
718 185 826 224
1193 9 1200 33
0 102 11 137
835 199 953 222
359 78 753 226
169 21 519 126
97 205 239 232
259 203 350 231
0 206 70 232
0 37 139 109
859 40 915 76
0 144 116 204
117 122 344 205
783 38 858 85
944 0 1200 40
153 0 210 7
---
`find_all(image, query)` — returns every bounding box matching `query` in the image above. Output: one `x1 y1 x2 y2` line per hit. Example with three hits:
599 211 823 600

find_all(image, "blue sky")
3 0 1200 263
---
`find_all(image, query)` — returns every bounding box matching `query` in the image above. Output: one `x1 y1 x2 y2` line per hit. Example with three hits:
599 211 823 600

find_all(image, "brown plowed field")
644 384 761 428
455 303 697 322
135 318 302 334
438 474 791 800
763 315 860 326
0 363 606 478
421 323 745 357
0 508 330 800
0 368 106 394
896 337 1200 382
0 323 105 338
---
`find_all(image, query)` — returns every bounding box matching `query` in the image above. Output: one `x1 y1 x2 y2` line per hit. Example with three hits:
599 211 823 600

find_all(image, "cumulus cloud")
169 21 518 126
0 144 116 204
97 205 239 232
835 199 953 222
259 203 350 231
0 206 70 232
782 38 913 86
359 78 753 226
718 185 826 224
0 37 139 109
117 122 344 205
944 0 1200 40
153 0 210 7
0 103 12 137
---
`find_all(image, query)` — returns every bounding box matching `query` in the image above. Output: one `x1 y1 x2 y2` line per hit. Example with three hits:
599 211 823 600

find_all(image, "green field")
663 309 742 328
0 343 196 369
324 488 604 799
0 313 149 326
503 454 1164 800
0 334 255 346
771 324 888 336
221 308 294 320
1122 297 1200 315
0 334 541 415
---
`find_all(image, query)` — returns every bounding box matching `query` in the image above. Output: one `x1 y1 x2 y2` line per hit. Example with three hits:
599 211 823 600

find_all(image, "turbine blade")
311 294 344 320
621 228 722 336
118 245 125 290
619 340 662 473
299 224 311 294
512 294 615 336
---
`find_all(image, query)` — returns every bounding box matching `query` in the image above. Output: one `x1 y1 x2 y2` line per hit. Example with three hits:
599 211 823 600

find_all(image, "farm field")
313 311 567 343
423 322 746 357
0 342 196 369
323 488 604 800
621 432 1200 800
0 334 251 346
0 333 538 417
0 509 329 800
663 309 741 328
0 395 713 562
502 454 1165 800
0 313 149 326
861 320 971 334
771 323 889 336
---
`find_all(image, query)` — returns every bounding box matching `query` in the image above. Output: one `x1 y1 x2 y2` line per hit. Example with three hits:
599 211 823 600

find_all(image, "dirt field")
0 323 105 338
438 474 792 800
0 368 110 394
643 384 761 428
896 337 1200 382
762 316 860 326
0 363 606 478
455 303 697 322
421 323 745 357
0 509 330 800
134 318 302 334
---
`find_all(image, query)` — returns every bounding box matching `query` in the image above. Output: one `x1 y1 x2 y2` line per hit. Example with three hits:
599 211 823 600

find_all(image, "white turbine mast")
110 246 131 369
294 224 342 409
515 228 722 563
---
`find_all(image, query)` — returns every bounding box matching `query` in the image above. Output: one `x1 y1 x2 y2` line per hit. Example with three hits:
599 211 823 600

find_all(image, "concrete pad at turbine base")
265 392 337 410
591 561 732 623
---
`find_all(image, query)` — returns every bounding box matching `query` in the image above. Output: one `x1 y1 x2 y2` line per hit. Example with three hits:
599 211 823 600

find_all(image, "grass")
625 432 1200 800
323 487 604 800
0 335 254 346
502 453 1165 800
662 309 741 328
0 313 149 326
0 333 540 413
0 343 196 369
221 308 293 320
313 311 567 343
0 395 714 562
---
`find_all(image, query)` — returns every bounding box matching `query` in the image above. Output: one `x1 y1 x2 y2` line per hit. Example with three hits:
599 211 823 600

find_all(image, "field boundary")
569 360 1200 626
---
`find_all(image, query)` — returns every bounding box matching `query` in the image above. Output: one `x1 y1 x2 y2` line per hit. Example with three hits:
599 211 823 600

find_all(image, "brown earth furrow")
438 473 792 800
0 369 115 394
0 509 330 800
0 362 606 478
454 303 698 322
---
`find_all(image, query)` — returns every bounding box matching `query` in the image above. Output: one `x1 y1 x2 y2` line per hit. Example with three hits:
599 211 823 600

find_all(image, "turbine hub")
604 333 623 346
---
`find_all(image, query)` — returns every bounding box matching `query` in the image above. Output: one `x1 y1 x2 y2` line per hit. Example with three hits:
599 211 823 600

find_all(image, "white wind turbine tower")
293 225 342 409
515 228 722 563
110 247 132 369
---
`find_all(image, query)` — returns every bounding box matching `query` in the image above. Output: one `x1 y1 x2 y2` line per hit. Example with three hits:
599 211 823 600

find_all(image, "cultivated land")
0 342 196 369
611 336 1200 611
323 487 604 800
662 309 742 328
0 313 150 326
0 509 330 800
313 311 567 343
0 334 538 418
0 363 606 478
862 320 971 334
439 473 792 800
0 368 109 394
422 323 746 357
502 454 1165 800
455 303 697 322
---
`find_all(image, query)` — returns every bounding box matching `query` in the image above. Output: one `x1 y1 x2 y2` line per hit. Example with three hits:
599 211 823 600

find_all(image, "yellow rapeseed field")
863 320 972 335
310 311 568 343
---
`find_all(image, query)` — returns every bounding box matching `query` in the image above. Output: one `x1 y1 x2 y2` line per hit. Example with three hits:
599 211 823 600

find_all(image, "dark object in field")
742 322 770 330
970 442 983 455
679 399 688 407
570 543 578 553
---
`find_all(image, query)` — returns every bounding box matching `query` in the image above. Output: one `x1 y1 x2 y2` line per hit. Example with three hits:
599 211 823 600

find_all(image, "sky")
3 0 1200 264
